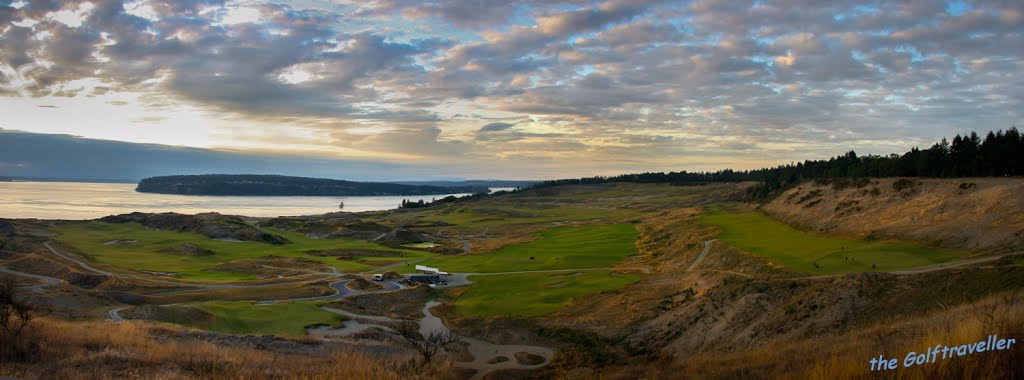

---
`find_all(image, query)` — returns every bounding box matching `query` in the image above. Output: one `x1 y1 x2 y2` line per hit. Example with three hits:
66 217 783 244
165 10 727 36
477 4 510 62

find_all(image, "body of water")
0 181 502 220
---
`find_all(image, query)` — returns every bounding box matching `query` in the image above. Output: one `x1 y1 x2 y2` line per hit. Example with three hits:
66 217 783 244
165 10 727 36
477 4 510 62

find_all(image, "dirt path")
108 307 127 322
782 251 1023 282
318 301 555 380
43 241 117 277
686 239 715 271
0 266 62 292
309 306 399 337
420 302 554 380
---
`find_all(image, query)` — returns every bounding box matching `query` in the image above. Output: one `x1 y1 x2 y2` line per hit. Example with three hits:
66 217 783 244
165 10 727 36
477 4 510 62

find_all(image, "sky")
0 0 1022 180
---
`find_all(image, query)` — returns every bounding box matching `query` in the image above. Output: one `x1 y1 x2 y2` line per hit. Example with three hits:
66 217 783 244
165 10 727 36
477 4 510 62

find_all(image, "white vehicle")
371 274 384 281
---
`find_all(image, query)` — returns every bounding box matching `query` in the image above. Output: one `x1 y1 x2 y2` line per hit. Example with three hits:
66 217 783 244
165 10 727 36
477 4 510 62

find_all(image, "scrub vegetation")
0 317 451 380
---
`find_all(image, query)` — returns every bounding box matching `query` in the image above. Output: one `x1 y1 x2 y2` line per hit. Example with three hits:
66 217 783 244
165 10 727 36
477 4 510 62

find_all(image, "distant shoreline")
0 177 136 184
135 174 491 197
0 181 479 220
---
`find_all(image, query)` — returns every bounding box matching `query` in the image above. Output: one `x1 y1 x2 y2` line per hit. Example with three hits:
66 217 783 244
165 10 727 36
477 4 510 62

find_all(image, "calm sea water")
0 181 503 220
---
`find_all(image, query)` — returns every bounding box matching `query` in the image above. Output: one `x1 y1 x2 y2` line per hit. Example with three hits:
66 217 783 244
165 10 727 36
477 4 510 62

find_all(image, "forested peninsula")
135 174 489 196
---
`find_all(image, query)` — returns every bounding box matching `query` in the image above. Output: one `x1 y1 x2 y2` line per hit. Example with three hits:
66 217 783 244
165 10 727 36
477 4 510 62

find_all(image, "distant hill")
136 174 489 196
390 180 537 188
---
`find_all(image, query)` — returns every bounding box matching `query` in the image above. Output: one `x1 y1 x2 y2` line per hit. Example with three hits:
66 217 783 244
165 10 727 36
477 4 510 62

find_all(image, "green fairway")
415 206 643 227
699 207 961 274
52 222 435 280
164 301 344 337
400 223 639 273
453 271 640 317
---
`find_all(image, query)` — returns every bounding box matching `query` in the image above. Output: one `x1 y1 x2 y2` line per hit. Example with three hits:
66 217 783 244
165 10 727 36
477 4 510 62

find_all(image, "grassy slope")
52 222 435 280
418 206 642 227
453 270 640 317
400 223 640 273
699 207 962 274
179 301 344 337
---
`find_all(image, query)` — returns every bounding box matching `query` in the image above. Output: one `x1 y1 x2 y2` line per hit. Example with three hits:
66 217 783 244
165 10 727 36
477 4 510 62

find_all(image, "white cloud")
0 0 1020 178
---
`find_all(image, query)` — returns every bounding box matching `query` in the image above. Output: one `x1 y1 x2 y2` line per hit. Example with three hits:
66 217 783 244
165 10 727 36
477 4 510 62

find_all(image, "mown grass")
172 301 344 338
52 222 436 280
699 207 962 274
418 206 642 227
453 271 641 317
398 223 639 273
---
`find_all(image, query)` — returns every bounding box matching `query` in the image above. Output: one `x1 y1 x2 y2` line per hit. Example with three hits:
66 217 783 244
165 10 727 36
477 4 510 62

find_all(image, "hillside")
762 177 1024 249
136 174 489 196
1 181 1021 379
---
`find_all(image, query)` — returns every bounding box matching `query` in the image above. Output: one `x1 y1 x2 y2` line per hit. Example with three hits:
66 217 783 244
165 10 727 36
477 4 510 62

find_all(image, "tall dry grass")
1 318 457 379
601 291 1024 379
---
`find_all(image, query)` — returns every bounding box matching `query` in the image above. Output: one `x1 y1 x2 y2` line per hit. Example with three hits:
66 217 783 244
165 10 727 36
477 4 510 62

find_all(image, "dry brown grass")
763 177 1024 250
597 290 1024 379
1 318 458 379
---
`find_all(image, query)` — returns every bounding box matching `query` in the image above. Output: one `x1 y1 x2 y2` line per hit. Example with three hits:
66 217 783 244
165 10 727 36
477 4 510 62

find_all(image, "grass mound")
326 285 432 320
159 243 213 256
208 256 330 277
305 248 404 259
122 304 214 324
348 278 384 291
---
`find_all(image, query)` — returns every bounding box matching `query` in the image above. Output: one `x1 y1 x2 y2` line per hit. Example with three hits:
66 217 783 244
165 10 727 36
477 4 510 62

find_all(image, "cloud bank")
0 0 1021 178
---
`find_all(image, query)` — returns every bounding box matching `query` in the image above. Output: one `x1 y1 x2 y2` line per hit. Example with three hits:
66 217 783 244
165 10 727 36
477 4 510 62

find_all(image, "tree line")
532 127 1023 199
398 190 500 209
136 174 490 196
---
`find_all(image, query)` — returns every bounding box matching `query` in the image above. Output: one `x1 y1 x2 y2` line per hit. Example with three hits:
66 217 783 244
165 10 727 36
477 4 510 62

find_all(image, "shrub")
0 280 46 362
892 178 920 192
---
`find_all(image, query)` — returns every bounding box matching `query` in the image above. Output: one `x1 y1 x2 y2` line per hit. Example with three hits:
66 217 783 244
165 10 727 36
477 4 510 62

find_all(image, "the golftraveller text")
869 335 1017 371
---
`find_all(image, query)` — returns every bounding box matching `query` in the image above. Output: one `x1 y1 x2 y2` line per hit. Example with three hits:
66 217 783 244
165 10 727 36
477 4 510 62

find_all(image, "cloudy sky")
0 0 1022 179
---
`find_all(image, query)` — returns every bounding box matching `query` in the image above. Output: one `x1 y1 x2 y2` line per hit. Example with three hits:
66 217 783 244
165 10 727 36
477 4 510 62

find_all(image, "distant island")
136 174 490 196
0 176 12 182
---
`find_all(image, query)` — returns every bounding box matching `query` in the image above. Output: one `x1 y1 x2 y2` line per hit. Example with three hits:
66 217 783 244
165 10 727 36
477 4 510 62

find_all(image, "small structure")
409 274 446 285
412 265 448 285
